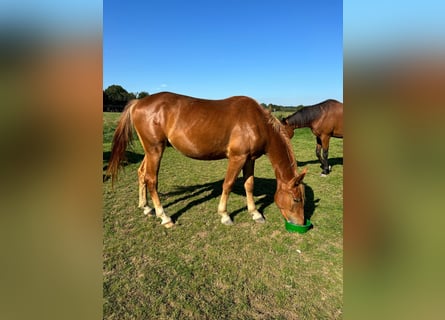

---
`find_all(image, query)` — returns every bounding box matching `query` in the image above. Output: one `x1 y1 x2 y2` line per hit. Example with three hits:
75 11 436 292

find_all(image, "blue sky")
104 0 342 106
344 0 445 58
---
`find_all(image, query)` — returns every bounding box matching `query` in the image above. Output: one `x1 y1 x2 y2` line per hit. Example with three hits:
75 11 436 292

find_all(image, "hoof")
221 216 234 226
162 221 175 229
251 210 264 223
321 165 331 176
143 207 154 216
320 173 327 177
254 216 266 224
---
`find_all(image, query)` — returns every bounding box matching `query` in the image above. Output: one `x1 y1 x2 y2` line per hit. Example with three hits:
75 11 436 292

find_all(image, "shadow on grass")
164 178 317 223
102 150 318 223
297 156 343 169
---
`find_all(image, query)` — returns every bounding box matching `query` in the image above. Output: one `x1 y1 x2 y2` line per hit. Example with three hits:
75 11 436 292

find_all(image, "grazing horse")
281 99 343 176
106 92 307 228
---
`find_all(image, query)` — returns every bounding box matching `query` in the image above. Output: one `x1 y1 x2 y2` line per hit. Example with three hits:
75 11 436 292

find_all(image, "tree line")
103 85 149 112
103 85 302 112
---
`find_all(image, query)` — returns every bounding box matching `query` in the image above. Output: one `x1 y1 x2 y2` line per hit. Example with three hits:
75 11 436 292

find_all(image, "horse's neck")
266 129 297 185
289 108 317 128
292 122 310 129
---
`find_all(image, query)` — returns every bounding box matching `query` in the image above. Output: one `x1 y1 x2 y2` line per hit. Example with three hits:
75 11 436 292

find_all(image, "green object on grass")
285 219 313 233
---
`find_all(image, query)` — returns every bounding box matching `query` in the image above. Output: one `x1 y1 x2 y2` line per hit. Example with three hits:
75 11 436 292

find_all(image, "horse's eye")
293 198 301 203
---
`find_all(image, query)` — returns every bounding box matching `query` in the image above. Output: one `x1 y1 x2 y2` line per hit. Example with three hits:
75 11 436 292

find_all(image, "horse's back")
131 92 269 160
134 91 260 118
308 99 343 138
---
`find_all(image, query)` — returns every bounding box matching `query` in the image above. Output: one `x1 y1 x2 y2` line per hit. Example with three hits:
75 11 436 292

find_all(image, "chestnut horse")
106 92 307 228
281 99 343 176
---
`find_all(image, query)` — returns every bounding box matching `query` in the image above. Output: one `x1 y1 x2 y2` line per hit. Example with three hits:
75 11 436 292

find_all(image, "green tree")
103 85 134 105
137 91 149 99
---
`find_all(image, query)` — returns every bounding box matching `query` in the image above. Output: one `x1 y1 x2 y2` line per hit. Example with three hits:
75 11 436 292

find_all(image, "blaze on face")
275 168 307 225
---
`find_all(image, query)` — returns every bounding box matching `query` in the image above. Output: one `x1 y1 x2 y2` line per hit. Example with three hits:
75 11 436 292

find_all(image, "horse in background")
106 92 307 228
281 99 343 176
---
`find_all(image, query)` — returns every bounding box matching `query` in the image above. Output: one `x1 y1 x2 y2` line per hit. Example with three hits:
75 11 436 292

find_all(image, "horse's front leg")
243 159 265 223
320 135 331 176
315 136 323 166
217 156 246 225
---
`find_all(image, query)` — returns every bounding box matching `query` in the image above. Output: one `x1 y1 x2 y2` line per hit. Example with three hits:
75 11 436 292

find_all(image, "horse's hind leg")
143 144 174 228
243 159 265 223
138 157 154 215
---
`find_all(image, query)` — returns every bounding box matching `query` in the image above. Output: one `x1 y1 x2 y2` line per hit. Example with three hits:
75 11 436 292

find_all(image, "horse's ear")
297 167 308 184
288 167 307 187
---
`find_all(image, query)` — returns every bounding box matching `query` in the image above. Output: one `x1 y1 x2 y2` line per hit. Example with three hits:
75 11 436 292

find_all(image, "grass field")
103 111 343 319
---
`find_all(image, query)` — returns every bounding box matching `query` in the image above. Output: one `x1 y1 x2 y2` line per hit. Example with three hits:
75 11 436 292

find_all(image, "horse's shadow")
102 151 318 222
164 177 318 223
297 156 343 169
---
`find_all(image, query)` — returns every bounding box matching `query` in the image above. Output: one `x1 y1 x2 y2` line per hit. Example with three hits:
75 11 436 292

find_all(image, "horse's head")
274 168 307 225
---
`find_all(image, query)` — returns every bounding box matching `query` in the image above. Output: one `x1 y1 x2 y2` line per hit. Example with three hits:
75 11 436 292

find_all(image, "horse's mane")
261 107 298 173
285 99 338 128
268 111 290 140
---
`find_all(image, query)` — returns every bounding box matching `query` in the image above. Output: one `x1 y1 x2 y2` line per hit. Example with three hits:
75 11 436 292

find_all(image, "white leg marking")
251 210 265 222
161 215 172 225
154 207 173 227
220 213 233 225
143 206 154 216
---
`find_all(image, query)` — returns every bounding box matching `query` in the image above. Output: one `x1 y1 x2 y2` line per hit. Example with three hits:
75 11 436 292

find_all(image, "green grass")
103 111 343 319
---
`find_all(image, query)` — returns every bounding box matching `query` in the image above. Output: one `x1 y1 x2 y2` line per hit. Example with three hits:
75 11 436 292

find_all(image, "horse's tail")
106 99 138 186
